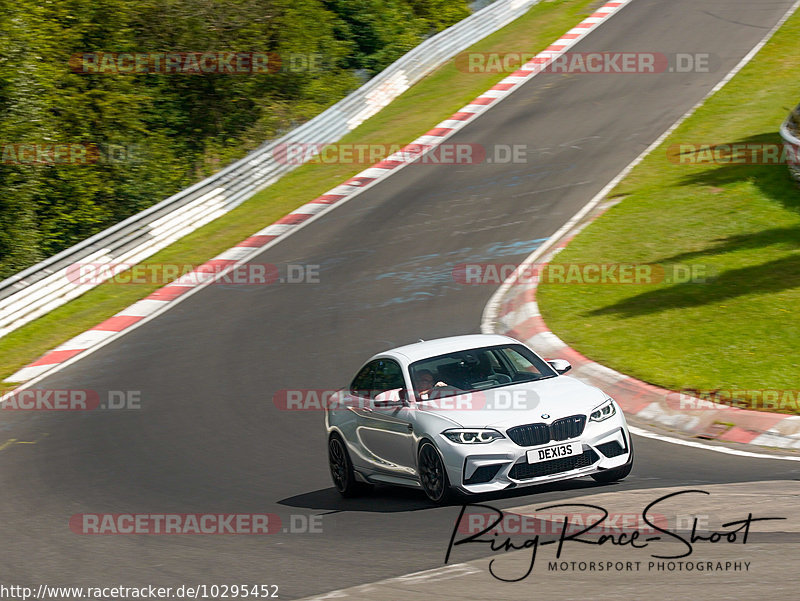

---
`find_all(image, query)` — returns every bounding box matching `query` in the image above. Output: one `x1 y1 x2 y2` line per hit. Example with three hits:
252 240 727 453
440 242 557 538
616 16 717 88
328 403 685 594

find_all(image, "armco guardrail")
780 103 800 183
0 0 541 339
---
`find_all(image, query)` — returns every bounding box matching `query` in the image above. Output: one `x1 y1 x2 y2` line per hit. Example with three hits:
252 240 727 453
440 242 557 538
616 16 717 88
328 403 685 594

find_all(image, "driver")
413 369 447 400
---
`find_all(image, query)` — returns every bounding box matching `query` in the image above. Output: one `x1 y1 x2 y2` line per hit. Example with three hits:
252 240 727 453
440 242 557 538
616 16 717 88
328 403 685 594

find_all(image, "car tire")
591 438 634 483
418 441 456 504
328 433 370 497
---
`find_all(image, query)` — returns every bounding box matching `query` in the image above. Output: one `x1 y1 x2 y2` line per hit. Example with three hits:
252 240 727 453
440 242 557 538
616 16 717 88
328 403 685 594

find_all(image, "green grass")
537 7 800 413
1 0 601 383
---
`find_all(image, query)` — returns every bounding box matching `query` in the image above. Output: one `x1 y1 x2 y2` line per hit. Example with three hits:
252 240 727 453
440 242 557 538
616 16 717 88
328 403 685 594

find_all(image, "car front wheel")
418 441 455 504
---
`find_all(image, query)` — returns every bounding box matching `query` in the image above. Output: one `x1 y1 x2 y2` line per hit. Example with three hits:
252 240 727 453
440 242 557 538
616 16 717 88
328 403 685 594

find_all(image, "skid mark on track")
0 435 45 452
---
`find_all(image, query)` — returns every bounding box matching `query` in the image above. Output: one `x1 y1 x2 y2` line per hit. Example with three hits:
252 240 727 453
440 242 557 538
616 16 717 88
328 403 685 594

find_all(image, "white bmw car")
326 334 633 503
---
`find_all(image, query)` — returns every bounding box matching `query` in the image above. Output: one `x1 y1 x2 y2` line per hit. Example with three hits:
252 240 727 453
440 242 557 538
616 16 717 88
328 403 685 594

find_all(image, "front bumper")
440 414 631 495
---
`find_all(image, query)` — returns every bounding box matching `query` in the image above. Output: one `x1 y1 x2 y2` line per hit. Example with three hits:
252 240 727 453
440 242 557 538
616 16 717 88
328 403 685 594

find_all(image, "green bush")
0 0 470 279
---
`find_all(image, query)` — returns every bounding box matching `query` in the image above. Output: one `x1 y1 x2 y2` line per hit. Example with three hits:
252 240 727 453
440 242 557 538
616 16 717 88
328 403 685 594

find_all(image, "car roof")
376 334 522 364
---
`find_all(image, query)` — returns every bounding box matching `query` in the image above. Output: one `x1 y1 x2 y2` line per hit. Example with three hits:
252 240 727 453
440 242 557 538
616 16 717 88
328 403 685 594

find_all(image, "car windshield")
408 344 557 401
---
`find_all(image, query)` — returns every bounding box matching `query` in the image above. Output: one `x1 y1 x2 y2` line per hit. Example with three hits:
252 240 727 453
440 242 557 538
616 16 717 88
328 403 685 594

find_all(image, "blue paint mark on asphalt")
374 236 549 307
483 238 549 257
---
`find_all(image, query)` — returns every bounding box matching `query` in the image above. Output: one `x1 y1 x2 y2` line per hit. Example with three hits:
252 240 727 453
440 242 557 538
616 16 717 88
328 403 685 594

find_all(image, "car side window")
350 363 375 397
370 359 405 399
505 348 542 375
488 350 511 377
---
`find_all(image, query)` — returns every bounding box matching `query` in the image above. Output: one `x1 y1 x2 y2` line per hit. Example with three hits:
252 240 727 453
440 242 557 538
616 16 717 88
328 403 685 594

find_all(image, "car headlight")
590 398 617 422
442 429 505 444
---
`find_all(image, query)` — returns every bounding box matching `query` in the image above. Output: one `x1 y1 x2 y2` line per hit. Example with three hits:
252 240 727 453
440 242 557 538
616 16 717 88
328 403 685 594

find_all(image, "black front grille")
551 415 586 441
464 464 503 485
509 450 599 480
597 440 626 458
506 414 586 446
506 423 550 446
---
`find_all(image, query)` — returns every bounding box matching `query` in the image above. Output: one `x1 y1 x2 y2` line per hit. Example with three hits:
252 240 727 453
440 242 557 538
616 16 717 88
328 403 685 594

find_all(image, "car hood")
415 375 608 429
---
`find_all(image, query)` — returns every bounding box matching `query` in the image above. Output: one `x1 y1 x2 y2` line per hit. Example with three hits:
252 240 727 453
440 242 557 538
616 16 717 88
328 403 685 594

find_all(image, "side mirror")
373 398 404 408
547 359 572 374
372 388 407 408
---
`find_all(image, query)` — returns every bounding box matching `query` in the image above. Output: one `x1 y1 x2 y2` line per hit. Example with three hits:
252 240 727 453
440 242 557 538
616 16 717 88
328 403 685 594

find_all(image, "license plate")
527 441 581 464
